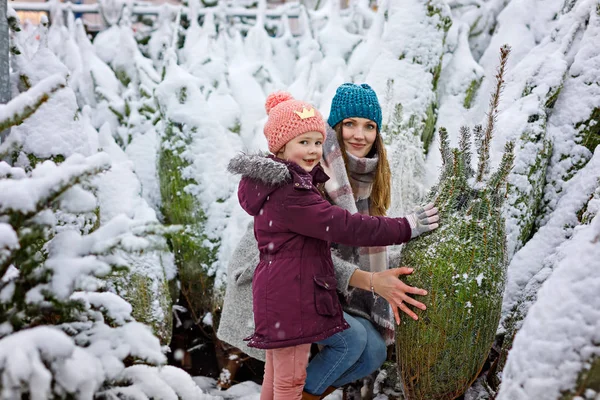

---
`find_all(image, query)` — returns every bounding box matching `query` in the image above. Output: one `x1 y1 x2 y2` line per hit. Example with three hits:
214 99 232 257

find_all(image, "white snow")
71 291 133 325
0 153 110 215
0 73 65 126
0 327 77 400
501 149 600 324
0 223 19 254
57 185 97 214
497 212 600 400
540 5 600 224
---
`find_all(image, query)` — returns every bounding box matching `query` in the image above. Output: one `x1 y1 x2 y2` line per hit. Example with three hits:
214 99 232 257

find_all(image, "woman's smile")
342 117 377 158
348 142 366 149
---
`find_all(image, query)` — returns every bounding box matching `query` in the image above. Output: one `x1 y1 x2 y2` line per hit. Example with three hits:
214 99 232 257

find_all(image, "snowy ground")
193 377 346 399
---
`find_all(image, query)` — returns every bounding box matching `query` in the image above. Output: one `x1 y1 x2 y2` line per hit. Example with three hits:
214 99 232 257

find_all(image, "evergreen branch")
7 15 21 32
428 127 452 199
0 222 50 283
81 219 177 261
3 164 108 225
0 74 66 132
0 162 109 279
477 45 511 182
384 79 394 126
487 141 515 196
172 9 181 50
439 127 451 166
86 233 168 258
459 126 474 178
392 104 403 131
473 124 483 159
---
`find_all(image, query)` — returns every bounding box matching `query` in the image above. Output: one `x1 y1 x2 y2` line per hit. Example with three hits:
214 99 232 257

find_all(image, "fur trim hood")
227 153 291 186
229 153 329 217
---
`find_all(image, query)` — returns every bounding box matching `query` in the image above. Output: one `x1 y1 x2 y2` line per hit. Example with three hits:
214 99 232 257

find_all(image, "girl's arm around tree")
284 188 413 247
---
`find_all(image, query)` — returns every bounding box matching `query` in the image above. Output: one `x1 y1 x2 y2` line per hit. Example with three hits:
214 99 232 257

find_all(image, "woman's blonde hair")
334 123 391 216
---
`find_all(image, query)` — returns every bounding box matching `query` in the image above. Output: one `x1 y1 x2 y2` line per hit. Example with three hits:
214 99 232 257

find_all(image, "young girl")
227 91 439 400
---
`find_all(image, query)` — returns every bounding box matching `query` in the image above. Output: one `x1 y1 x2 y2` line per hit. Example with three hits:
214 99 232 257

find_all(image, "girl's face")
341 117 377 158
277 131 324 172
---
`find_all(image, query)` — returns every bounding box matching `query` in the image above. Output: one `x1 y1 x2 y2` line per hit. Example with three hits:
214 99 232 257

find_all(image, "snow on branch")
0 154 110 280
0 153 110 220
99 364 214 400
31 214 175 301
71 291 133 326
0 322 167 399
497 211 600 400
0 74 66 133
0 327 76 400
0 223 19 268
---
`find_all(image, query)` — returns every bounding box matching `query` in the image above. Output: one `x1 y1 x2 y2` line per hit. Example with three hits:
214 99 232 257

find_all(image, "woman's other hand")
406 203 440 238
373 268 427 324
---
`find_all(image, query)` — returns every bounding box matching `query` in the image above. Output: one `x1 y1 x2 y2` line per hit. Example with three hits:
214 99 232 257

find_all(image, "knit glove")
406 203 440 239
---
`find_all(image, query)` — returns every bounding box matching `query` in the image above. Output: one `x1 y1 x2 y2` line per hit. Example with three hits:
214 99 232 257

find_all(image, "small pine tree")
0 68 203 400
0 152 175 397
381 92 427 217
396 46 514 400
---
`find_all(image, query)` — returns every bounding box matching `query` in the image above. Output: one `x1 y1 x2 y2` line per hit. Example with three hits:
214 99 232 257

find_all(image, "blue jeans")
303 312 387 395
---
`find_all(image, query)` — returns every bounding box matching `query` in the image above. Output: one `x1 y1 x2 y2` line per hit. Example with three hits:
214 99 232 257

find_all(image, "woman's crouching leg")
330 316 387 388
271 344 312 400
304 312 368 395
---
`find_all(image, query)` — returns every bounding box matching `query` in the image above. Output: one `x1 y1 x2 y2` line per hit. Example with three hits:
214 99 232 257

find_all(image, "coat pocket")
313 275 339 317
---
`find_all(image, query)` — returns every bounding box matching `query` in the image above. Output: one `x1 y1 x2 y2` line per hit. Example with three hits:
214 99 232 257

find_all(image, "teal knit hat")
327 83 382 131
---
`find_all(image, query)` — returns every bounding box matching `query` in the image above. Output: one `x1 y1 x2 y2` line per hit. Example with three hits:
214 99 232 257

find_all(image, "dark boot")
320 386 337 398
302 391 321 400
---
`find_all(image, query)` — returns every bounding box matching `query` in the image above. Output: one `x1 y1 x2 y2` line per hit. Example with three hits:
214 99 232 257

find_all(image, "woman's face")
341 117 377 158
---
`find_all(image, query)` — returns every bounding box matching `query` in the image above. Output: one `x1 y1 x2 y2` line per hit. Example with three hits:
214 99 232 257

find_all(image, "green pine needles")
396 45 514 400
158 121 217 325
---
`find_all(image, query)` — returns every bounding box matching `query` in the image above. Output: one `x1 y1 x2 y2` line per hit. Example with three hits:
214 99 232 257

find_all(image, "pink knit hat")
263 92 327 154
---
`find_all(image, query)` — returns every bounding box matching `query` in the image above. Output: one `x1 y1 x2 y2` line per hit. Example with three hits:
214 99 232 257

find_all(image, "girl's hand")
406 203 440 238
373 268 427 324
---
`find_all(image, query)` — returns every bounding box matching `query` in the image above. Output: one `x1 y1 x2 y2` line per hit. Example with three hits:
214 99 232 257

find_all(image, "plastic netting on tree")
396 45 514 400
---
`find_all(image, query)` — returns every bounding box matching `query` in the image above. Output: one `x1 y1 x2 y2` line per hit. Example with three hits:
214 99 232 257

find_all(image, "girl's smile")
277 131 324 172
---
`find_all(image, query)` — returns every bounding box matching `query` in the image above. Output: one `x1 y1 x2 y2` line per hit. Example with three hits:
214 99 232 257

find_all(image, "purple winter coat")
229 154 412 349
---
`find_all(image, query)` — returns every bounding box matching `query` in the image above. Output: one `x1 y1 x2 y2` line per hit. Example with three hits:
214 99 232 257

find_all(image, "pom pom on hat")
265 91 294 114
263 92 326 154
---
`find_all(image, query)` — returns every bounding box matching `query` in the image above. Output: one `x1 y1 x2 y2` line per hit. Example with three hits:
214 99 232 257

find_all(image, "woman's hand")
372 268 428 324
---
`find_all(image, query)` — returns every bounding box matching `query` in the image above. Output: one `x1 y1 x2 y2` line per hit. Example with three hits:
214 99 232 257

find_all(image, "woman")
217 83 436 399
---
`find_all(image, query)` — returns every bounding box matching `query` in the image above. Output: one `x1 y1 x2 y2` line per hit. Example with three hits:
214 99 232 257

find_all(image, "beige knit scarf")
321 125 395 345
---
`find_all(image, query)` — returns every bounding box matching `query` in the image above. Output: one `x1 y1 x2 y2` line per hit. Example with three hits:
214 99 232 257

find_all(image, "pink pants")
260 344 311 400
